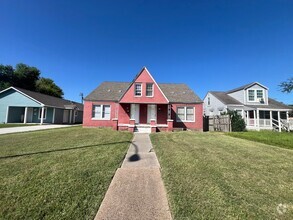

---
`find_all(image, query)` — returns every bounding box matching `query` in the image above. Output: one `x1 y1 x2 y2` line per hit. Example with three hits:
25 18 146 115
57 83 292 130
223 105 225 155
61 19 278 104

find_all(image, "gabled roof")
85 82 130 102
209 91 243 105
1 87 83 110
226 82 268 94
85 82 202 103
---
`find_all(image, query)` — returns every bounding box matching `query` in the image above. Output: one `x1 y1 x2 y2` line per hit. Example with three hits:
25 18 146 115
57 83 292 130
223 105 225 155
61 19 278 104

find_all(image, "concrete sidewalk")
95 133 172 220
0 124 75 135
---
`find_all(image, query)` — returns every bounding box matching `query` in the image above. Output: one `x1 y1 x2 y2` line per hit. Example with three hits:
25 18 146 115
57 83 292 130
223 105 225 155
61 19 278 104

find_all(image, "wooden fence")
203 115 231 132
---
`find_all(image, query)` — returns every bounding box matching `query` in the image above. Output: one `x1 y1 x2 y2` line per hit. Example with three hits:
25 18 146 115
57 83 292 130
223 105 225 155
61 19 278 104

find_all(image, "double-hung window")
135 83 142 96
248 89 264 102
248 90 255 101
146 83 153 97
176 106 194 122
92 105 111 120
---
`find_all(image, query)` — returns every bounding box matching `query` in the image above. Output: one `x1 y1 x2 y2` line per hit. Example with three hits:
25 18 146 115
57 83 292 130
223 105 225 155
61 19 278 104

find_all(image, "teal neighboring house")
0 87 83 124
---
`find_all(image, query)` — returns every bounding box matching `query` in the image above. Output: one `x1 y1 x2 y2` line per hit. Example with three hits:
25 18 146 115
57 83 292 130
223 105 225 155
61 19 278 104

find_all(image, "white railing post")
278 111 281 132
257 109 260 131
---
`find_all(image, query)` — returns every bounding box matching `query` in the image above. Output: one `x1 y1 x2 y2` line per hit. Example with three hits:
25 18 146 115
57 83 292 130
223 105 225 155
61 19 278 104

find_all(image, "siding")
0 90 41 123
203 93 227 116
227 90 244 104
244 84 268 105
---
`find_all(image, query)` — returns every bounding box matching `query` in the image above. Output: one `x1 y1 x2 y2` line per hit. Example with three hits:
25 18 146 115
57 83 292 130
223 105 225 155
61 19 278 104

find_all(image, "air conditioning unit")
257 98 264 103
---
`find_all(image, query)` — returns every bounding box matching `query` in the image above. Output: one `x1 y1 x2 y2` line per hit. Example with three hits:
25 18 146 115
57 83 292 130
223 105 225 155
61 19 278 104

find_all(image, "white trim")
144 67 169 102
1 87 44 105
40 107 45 125
176 106 195 122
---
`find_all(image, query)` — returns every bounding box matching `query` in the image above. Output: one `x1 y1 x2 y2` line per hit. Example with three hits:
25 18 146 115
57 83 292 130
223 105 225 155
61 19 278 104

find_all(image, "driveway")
0 124 76 135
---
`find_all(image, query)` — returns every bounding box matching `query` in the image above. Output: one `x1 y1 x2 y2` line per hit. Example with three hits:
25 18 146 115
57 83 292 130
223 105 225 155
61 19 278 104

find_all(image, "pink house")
83 67 203 132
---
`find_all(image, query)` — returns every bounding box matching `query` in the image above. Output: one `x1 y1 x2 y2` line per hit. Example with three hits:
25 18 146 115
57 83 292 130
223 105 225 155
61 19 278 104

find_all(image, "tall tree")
0 63 64 98
14 63 40 91
0 64 14 90
36 77 64 98
279 77 293 93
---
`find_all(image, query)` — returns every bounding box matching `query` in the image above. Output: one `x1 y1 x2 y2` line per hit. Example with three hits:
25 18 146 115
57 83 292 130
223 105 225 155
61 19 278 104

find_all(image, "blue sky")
0 0 292 104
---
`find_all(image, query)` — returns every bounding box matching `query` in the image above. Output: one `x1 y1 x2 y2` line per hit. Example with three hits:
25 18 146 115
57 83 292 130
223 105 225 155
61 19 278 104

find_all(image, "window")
257 90 263 99
38 108 47 119
248 90 255 101
207 97 210 106
176 106 194 122
248 89 265 102
146 83 153 97
135 83 142 96
92 105 111 120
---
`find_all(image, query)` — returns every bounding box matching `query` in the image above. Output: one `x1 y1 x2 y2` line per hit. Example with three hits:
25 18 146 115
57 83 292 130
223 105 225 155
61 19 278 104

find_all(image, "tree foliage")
279 77 293 93
36 77 64 97
227 110 246 132
0 63 63 98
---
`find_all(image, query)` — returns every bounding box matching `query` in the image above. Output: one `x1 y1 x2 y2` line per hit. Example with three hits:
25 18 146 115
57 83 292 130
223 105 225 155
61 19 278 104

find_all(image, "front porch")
115 103 173 132
243 109 290 132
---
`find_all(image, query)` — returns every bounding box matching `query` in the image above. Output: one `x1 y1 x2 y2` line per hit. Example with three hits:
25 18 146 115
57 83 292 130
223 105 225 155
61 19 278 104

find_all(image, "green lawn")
0 127 132 219
0 123 37 128
151 132 293 220
227 130 293 150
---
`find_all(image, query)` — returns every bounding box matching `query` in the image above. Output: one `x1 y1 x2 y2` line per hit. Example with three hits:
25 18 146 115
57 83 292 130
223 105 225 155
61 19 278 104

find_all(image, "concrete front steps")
134 124 151 133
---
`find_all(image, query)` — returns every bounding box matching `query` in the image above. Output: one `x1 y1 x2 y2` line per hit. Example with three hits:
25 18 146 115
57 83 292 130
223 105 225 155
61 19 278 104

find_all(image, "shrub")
227 110 246 132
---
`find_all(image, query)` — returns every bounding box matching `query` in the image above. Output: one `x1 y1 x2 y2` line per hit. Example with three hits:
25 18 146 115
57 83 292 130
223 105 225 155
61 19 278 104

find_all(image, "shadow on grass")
0 141 132 159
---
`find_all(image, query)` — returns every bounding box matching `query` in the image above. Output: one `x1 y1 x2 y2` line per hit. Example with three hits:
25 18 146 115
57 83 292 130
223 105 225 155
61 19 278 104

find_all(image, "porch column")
286 111 289 123
278 111 281 132
150 119 156 133
23 107 28 124
256 109 260 131
52 108 56 124
5 106 9 123
241 109 244 119
246 111 249 126
40 107 45 125
168 104 171 119
69 110 72 124
253 110 256 129
270 111 272 128
167 119 173 132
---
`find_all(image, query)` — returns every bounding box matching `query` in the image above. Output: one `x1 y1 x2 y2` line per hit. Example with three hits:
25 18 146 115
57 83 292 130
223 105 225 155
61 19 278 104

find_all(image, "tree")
14 63 40 91
36 77 64 98
225 110 246 132
279 77 293 93
0 63 63 98
0 65 14 90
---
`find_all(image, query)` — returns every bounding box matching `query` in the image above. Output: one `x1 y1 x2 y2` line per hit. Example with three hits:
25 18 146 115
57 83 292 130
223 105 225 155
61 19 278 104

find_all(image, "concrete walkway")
95 133 172 220
0 124 75 135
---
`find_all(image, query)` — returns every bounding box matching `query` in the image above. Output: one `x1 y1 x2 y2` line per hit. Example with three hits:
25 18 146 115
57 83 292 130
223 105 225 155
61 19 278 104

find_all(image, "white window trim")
146 83 154 97
92 104 111 120
38 107 47 120
176 106 195 122
247 89 265 102
134 83 142 97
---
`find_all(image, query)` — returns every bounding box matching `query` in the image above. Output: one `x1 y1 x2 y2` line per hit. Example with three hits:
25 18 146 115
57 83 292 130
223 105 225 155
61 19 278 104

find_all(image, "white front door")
131 104 140 123
147 104 157 123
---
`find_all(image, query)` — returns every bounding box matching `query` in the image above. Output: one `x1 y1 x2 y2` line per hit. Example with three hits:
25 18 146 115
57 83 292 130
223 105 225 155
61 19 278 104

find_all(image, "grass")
151 132 293 220
227 130 293 150
0 123 37 128
0 127 132 219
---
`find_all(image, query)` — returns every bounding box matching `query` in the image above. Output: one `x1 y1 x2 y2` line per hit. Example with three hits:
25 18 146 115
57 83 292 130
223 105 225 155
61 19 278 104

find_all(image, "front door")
131 104 140 123
147 104 157 123
27 108 33 123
